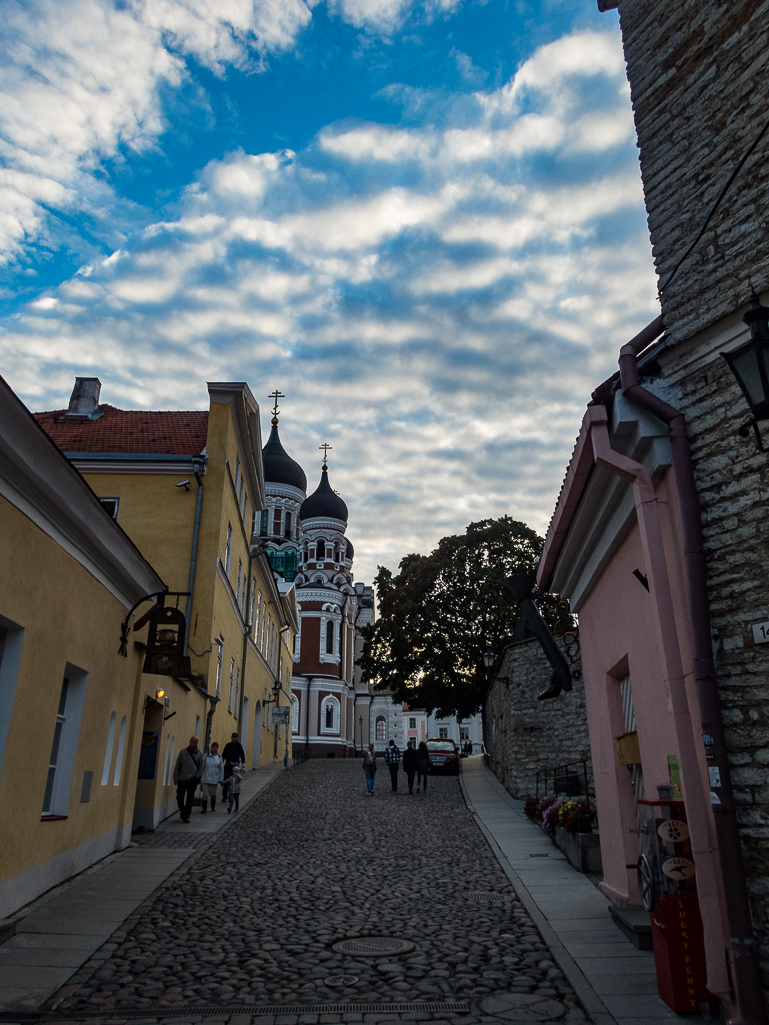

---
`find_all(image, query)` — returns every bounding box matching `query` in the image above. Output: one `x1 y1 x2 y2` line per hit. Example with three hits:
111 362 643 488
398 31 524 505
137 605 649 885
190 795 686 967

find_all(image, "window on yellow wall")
215 642 223 698
225 523 232 575
249 581 256 632
236 560 242 605
234 455 241 494
228 658 235 712
234 668 240 718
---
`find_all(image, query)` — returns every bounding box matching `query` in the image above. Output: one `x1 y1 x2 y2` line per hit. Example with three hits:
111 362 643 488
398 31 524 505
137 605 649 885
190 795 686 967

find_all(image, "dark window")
325 620 334 654
99 497 119 519
325 703 334 730
43 677 69 813
284 511 292 539
260 509 269 536
317 541 326 560
375 716 386 741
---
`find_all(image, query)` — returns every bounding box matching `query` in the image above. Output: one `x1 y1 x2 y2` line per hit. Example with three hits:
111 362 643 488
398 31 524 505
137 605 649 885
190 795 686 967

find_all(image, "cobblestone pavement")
47 762 586 1024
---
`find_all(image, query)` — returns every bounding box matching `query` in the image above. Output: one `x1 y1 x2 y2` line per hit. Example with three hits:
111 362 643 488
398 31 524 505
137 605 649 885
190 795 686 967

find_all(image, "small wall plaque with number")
752 621 769 644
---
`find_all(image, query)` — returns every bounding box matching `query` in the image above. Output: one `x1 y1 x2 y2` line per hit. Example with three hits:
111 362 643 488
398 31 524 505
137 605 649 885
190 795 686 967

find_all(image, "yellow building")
36 378 297 831
0 375 165 916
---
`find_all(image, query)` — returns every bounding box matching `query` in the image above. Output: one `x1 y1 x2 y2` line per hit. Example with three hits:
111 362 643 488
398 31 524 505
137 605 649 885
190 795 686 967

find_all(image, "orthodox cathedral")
260 397 363 757
259 394 482 758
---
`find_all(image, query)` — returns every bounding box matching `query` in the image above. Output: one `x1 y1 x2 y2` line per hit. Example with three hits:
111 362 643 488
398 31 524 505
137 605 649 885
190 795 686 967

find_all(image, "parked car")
426 739 459 775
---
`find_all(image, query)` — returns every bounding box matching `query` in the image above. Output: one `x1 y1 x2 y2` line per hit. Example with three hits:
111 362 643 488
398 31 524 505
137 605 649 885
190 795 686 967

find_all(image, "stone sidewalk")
0 763 286 1012
460 758 704 1025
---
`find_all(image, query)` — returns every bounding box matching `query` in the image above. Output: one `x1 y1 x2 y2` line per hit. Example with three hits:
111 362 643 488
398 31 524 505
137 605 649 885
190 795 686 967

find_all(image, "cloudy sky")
0 0 659 583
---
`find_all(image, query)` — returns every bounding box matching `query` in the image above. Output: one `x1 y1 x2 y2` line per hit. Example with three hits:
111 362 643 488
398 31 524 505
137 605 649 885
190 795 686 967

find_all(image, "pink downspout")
588 410 731 1003
619 318 764 1025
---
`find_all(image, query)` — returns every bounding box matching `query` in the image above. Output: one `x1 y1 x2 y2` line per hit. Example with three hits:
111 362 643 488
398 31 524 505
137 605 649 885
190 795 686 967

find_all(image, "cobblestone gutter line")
458 771 616 1025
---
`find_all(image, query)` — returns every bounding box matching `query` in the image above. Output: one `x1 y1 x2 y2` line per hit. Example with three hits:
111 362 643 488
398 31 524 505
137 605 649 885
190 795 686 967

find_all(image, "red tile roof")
34 405 209 455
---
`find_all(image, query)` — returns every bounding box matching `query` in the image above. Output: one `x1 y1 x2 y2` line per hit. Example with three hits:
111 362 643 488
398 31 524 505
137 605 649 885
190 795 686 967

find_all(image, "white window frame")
0 617 24 783
215 642 223 698
101 711 116 785
228 657 235 712
113 716 127 785
42 664 88 817
321 695 340 734
292 694 299 732
225 522 233 575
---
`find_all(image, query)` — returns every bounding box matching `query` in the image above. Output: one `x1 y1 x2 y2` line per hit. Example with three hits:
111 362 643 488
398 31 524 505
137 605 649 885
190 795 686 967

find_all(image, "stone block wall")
617 0 769 344
485 636 590 801
656 333 769 991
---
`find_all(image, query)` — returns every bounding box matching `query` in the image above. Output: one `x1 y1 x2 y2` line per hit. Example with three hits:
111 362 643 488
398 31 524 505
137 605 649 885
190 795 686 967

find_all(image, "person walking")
199 741 224 813
384 738 401 792
416 740 432 793
362 743 377 795
221 732 245 799
227 765 243 812
173 735 203 823
403 740 418 794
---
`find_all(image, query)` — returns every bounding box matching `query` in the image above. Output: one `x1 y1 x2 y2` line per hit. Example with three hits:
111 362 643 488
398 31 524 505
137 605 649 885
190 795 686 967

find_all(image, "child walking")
227 765 243 812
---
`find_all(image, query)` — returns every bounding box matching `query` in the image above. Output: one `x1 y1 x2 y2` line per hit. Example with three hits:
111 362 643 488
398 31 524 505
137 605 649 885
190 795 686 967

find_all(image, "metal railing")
535 758 592 808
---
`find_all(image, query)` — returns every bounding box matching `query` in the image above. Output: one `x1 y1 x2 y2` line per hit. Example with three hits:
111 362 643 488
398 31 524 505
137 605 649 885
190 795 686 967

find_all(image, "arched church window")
259 508 269 536
325 620 334 654
317 540 326 560
321 696 339 733
375 716 386 741
284 511 292 539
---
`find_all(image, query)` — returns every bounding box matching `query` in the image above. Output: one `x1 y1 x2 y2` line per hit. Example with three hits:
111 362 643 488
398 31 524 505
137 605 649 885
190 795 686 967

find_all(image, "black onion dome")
300 467 348 523
262 423 307 492
344 539 354 560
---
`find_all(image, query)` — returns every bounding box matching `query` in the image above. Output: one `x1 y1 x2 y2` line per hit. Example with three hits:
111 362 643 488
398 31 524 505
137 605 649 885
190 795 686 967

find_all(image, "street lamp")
483 642 495 687
722 288 769 451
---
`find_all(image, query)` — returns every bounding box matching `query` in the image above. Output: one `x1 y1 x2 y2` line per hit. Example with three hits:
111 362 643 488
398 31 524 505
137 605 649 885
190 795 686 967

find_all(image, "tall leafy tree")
358 516 543 719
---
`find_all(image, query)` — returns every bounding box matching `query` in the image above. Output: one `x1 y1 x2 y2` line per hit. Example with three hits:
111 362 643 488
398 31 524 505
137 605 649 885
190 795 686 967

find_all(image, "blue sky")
0 0 659 583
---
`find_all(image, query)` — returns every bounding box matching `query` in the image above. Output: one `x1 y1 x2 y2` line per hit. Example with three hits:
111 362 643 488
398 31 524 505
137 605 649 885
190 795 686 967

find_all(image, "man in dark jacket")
402 740 418 794
222 732 246 799
173 736 204 823
384 738 401 792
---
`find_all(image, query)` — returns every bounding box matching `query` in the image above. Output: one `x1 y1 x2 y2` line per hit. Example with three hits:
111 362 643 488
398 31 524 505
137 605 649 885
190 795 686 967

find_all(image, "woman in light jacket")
199 741 224 813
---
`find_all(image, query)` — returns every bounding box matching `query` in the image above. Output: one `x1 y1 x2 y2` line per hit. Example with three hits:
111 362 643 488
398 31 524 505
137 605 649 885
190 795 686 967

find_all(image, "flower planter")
553 825 602 873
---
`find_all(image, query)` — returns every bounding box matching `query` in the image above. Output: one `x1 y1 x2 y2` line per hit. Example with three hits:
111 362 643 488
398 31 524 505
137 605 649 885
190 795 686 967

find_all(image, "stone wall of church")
485 636 590 801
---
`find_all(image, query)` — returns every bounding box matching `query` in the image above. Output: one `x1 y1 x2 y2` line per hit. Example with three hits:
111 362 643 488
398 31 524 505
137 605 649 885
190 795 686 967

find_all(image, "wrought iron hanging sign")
143 605 192 678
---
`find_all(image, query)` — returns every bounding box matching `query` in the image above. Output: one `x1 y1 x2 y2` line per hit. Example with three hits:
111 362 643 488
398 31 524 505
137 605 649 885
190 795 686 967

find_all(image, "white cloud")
0 23 659 583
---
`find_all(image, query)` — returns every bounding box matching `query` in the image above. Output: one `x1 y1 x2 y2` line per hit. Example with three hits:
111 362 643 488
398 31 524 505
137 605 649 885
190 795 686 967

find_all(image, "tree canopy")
357 516 543 719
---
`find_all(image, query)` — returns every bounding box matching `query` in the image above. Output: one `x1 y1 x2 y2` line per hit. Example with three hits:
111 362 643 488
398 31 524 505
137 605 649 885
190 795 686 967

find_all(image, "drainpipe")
304 675 313 761
619 319 764 1025
184 457 206 656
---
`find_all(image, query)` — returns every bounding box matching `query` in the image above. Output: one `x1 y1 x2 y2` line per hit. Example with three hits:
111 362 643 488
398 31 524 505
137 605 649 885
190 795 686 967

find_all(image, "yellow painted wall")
0 497 146 892
80 392 295 824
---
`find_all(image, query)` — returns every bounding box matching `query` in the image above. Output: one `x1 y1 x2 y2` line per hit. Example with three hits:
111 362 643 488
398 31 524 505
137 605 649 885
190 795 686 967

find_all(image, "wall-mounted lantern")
722 289 769 452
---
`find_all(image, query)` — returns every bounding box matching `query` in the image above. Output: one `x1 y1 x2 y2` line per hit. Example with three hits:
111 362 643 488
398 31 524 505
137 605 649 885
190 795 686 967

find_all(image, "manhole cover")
332 937 415 956
324 975 359 986
465 891 511 903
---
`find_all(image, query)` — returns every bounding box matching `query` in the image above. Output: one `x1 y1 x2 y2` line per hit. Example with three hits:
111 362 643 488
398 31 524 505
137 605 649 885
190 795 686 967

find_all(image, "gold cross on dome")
269 390 284 418
319 442 332 467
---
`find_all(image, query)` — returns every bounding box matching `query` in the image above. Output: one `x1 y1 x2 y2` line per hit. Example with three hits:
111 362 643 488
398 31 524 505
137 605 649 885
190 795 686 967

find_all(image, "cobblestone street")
49 762 585 1024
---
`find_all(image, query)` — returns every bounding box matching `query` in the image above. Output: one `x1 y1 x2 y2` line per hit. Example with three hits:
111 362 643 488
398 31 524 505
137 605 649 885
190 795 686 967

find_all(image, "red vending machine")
636 799 711 1014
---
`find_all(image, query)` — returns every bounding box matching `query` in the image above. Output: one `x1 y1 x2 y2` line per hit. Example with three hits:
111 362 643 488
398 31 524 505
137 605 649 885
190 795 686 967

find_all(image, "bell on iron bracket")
143 606 192 678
